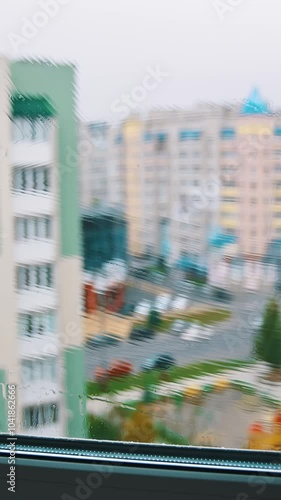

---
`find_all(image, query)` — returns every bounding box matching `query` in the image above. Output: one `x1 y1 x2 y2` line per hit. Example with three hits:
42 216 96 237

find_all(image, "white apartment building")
0 58 85 437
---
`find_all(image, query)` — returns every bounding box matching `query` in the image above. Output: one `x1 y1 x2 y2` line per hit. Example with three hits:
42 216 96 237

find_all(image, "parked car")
198 325 213 339
154 354 175 370
181 321 201 340
134 299 152 319
141 354 175 371
86 334 121 349
213 288 232 302
171 296 189 311
95 361 133 381
140 358 155 371
94 367 107 383
107 360 133 379
170 319 188 335
129 326 154 341
154 293 171 313
129 267 150 279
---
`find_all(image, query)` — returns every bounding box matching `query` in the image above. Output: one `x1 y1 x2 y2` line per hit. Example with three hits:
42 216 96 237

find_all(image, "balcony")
11 141 54 167
14 240 56 265
13 192 55 217
19 333 59 358
17 288 57 313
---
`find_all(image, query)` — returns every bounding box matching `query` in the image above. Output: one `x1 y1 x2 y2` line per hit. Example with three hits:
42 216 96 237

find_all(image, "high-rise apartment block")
0 58 85 437
80 89 281 273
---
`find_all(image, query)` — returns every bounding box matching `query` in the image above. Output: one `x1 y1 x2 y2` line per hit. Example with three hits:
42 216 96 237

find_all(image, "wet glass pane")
1 0 281 455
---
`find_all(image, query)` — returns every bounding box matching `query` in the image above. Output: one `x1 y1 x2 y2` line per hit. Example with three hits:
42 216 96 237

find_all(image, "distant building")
80 88 281 270
81 205 127 272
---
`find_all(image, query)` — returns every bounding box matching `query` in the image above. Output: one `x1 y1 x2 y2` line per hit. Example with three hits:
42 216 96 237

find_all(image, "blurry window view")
1 0 281 454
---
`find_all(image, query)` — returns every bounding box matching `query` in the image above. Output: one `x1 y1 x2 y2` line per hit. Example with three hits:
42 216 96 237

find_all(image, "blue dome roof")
241 88 270 115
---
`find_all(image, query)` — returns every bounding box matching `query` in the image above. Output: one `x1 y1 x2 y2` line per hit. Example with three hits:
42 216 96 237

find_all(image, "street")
85 288 269 379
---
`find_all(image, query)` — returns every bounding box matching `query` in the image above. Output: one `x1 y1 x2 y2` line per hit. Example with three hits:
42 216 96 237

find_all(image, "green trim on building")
11 94 56 119
11 61 84 437
11 60 80 257
65 347 86 438
0 370 7 433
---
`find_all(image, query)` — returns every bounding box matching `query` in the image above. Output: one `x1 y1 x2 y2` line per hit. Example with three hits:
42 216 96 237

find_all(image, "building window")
13 166 51 193
275 165 281 172
223 180 236 187
144 131 153 142
12 118 51 143
18 310 56 336
250 182 257 188
274 127 281 136
220 128 236 139
21 356 57 384
23 402 59 429
17 264 54 290
15 216 52 241
179 130 202 141
222 197 237 202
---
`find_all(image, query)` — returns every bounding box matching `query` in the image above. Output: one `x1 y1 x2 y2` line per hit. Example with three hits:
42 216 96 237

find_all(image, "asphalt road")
121 278 233 316
85 290 269 379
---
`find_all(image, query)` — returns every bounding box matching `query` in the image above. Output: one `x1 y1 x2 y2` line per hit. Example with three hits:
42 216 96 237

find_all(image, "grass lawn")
160 308 231 331
135 308 231 331
87 359 253 398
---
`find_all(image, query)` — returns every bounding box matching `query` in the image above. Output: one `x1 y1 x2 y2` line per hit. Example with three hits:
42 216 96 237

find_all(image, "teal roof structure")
209 231 236 248
241 88 270 115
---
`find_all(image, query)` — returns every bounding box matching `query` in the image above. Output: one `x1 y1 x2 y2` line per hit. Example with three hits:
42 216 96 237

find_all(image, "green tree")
157 256 166 273
254 299 281 380
147 309 161 331
87 415 121 440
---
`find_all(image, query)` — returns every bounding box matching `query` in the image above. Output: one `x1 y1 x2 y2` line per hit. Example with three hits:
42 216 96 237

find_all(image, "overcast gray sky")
1 0 281 121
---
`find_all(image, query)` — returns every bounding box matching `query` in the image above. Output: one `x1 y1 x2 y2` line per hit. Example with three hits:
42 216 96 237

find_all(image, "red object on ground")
248 422 264 434
107 360 133 379
84 283 97 314
274 412 281 426
95 367 107 382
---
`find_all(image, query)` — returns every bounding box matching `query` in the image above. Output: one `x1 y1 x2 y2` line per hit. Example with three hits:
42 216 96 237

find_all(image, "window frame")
0 435 280 498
